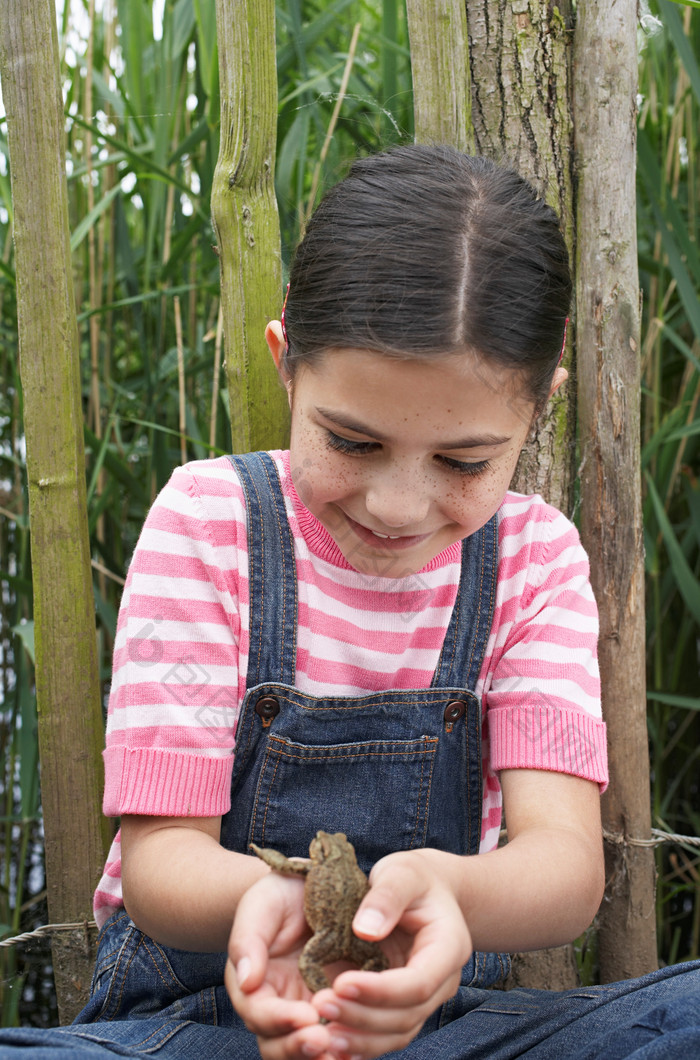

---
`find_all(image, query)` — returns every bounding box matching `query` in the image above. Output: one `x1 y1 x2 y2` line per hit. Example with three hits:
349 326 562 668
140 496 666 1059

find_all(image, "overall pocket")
249 732 439 872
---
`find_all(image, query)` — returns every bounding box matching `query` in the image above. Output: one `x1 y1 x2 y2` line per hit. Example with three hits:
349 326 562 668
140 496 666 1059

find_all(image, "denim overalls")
2 452 700 1058
68 450 504 1052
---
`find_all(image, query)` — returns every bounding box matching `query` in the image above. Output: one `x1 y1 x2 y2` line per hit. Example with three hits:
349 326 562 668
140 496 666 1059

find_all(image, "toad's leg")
298 928 344 993
347 935 390 974
249 844 309 877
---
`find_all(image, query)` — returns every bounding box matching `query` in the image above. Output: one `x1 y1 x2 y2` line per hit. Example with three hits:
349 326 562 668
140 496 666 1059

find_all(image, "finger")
229 876 306 988
354 856 430 940
225 959 320 1037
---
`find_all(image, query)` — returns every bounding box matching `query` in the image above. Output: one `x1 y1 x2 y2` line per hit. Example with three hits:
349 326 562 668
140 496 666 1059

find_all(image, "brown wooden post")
406 0 474 153
574 0 658 981
407 0 580 989
211 0 289 453
464 0 576 514
0 0 111 1020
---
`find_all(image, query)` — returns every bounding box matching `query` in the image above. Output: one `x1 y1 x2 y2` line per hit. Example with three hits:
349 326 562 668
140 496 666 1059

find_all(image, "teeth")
372 531 401 539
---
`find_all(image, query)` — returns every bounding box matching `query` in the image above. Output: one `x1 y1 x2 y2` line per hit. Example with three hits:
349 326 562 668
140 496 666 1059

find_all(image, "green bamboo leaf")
663 1 700 12
172 0 196 60
645 471 700 626
193 0 217 89
11 621 35 663
70 183 122 253
277 0 359 75
657 0 700 105
68 113 204 215
647 691 700 711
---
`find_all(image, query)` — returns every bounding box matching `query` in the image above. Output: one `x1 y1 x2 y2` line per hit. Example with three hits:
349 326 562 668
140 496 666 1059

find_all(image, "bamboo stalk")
175 294 187 465
210 303 224 454
303 22 362 232
0 0 112 1020
211 0 289 453
405 0 473 153
574 0 658 981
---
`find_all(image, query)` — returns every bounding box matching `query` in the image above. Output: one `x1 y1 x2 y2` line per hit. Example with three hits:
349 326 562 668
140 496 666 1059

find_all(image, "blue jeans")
0 940 698 1057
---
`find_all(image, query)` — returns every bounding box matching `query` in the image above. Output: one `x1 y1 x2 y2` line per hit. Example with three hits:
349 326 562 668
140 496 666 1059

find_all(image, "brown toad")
250 830 389 993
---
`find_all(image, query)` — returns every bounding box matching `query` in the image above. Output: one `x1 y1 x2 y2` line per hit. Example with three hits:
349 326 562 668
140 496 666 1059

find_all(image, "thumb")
352 854 425 940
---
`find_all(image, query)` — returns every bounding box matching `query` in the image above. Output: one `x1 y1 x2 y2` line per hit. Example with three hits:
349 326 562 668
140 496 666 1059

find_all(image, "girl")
2 145 699 1059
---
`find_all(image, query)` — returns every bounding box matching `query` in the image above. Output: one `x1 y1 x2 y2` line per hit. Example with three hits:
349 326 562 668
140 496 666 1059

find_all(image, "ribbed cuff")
102 747 233 816
488 705 608 790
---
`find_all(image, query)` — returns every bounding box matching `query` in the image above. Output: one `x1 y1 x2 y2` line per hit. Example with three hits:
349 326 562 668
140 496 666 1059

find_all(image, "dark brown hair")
282 144 571 406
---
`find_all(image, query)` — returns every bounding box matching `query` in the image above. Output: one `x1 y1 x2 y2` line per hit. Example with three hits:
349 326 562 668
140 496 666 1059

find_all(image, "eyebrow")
316 407 512 449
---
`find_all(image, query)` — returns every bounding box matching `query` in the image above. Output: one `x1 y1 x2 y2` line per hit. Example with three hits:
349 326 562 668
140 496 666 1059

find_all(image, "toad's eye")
438 456 492 476
325 431 378 456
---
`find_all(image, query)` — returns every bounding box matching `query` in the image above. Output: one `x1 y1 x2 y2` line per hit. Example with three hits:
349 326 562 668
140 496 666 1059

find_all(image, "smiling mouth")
345 515 430 550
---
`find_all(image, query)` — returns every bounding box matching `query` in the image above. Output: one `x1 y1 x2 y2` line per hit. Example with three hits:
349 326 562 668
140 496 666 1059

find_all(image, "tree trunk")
406 0 474 153
0 0 110 1021
574 0 658 982
211 0 289 453
408 0 579 989
465 0 576 516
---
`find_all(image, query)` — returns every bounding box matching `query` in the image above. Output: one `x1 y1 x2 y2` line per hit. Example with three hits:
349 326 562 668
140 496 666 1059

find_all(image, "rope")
0 920 97 949
2 826 699 950
603 827 700 850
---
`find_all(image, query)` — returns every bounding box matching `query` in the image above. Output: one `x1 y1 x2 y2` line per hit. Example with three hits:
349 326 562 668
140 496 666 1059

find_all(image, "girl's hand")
308 849 472 1058
226 871 336 1059
227 849 472 1060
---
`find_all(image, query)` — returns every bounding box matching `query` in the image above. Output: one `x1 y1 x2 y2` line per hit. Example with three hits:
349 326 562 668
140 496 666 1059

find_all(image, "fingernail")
353 907 385 936
301 1045 323 1058
319 1002 341 1021
330 1036 350 1053
235 956 251 985
337 983 360 1000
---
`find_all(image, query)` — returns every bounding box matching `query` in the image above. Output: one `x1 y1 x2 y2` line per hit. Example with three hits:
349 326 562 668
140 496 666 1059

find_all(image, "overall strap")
227 452 297 687
431 513 498 691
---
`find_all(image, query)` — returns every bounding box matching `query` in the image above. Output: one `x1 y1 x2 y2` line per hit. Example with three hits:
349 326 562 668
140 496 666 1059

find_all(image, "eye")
438 456 492 477
325 430 378 456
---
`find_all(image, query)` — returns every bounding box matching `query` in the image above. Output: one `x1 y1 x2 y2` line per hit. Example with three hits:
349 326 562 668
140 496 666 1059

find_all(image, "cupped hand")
308 848 473 1058
226 870 338 1059
227 848 472 1060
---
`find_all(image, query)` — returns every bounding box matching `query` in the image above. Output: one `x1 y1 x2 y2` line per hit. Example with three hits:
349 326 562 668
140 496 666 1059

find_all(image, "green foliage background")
0 0 698 1026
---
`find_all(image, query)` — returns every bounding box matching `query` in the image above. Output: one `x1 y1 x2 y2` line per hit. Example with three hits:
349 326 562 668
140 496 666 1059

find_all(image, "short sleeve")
482 495 608 789
102 458 250 818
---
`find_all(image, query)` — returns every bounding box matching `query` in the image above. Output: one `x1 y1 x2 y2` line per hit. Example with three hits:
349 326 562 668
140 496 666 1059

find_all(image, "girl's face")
267 326 566 578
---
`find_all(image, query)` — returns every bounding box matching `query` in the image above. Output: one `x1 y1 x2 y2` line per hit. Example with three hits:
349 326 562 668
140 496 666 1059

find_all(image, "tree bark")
0 0 111 1020
574 0 658 982
465 0 576 515
408 0 579 988
211 0 289 453
406 0 474 153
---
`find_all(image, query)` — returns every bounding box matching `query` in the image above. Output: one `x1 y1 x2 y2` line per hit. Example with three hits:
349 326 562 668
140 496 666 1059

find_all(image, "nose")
364 464 432 529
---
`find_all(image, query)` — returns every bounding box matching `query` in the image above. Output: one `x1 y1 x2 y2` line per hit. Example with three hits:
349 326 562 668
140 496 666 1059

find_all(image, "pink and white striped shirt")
94 450 607 928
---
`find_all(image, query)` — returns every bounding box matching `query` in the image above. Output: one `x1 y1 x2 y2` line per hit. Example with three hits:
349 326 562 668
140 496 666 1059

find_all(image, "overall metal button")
256 695 280 727
444 700 466 723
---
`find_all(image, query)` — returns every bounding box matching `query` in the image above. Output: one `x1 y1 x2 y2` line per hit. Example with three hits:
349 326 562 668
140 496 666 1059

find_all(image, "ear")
265 321 293 401
548 365 568 398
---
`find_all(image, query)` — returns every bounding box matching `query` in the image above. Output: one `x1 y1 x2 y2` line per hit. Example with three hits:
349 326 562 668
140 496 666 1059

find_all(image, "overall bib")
2 451 700 1057
67 450 505 1054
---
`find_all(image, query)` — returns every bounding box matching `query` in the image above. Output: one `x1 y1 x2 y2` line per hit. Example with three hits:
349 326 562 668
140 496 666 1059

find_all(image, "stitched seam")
249 738 275 842
246 465 267 684
260 751 283 845
261 457 287 673
245 690 478 711
261 456 298 682
462 526 485 687
412 740 436 848
104 931 142 1020
264 743 439 762
408 748 428 849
